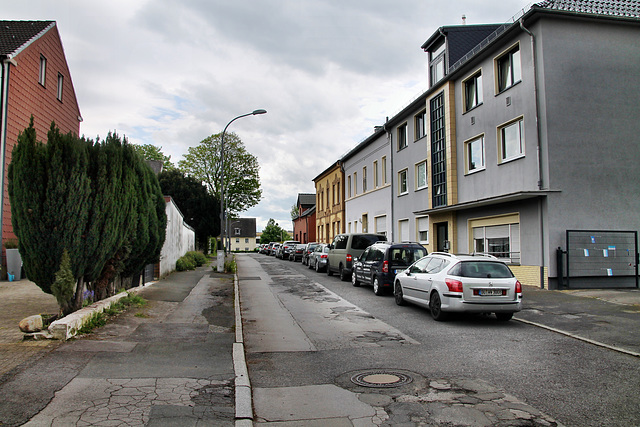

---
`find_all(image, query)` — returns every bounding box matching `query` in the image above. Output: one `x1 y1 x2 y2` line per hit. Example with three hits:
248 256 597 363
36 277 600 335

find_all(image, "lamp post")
217 109 267 273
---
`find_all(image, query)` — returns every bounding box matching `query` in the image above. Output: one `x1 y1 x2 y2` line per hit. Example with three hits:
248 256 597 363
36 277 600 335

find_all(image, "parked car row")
258 233 522 322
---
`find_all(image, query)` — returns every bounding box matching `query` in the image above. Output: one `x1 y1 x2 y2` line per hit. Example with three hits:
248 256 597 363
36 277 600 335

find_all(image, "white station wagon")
393 252 522 321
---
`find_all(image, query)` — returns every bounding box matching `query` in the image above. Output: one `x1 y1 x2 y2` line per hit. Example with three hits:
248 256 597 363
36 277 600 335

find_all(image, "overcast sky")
5 0 532 232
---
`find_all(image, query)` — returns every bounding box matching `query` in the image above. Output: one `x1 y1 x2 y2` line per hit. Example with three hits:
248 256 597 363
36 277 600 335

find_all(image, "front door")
436 222 448 252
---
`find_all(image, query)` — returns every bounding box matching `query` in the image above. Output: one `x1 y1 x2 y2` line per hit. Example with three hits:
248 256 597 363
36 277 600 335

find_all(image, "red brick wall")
2 24 81 245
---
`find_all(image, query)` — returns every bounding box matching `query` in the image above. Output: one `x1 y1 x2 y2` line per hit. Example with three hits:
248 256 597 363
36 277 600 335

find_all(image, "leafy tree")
178 132 261 216
158 169 220 252
51 249 75 315
131 143 174 170
260 219 290 244
290 204 299 220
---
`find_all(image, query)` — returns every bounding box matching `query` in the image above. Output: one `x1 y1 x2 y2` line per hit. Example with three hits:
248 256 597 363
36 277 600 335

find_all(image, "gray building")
415 0 640 288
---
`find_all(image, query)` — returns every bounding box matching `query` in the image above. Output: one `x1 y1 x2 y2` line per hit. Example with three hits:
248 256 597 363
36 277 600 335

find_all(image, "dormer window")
429 40 446 87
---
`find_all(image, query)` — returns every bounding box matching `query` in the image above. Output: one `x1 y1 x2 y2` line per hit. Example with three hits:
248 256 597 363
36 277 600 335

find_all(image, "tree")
260 219 290 244
290 204 299 220
131 143 174 170
158 169 220 252
177 132 261 216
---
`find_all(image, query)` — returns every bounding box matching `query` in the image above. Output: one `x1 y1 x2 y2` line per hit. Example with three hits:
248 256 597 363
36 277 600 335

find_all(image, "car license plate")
477 289 504 296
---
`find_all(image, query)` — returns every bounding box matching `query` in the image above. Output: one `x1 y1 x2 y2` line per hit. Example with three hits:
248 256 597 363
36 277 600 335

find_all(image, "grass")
78 292 147 334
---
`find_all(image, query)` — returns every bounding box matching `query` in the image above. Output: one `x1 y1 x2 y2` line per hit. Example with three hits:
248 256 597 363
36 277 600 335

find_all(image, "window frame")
39 55 47 86
429 39 446 87
497 117 525 164
463 69 483 112
362 166 367 193
347 175 352 198
381 156 387 185
495 43 521 94
464 134 485 174
373 160 379 188
398 169 408 195
416 215 429 244
397 123 408 151
415 109 427 140
57 73 64 101
415 160 427 190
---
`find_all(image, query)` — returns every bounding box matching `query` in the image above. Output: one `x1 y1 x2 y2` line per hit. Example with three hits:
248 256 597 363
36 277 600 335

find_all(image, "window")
430 92 447 208
465 135 485 173
429 40 446 87
416 216 429 243
373 161 379 188
381 156 387 184
362 167 367 193
416 161 427 190
235 238 240 243
398 169 408 195
332 184 335 205
245 238 249 243
497 45 521 92
39 56 47 86
397 124 408 151
362 214 368 233
353 172 357 195
473 223 520 264
57 73 64 101
399 219 409 242
415 110 426 140
498 118 524 162
234 228 241 235
348 175 352 198
464 71 482 111
375 215 387 236
336 181 340 204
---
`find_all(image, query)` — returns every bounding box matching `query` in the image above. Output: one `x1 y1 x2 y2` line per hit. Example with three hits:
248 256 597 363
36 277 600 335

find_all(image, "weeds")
78 292 147 334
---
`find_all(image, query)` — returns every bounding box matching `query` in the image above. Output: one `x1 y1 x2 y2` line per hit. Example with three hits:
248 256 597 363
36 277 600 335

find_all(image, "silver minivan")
326 233 387 281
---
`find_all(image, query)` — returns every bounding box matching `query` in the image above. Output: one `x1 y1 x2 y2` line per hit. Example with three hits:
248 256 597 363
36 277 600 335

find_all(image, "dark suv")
327 233 387 281
352 242 427 295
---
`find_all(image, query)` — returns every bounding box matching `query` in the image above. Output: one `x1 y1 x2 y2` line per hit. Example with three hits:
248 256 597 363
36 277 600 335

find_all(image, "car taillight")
515 280 522 294
320 254 327 259
382 260 389 273
445 278 463 293
346 254 352 262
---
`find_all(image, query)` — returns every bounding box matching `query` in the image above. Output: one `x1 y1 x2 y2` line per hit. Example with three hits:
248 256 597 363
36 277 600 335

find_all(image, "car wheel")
352 271 360 287
373 276 384 296
308 259 313 269
394 281 405 306
496 312 513 322
326 262 333 276
430 292 447 321
339 265 349 282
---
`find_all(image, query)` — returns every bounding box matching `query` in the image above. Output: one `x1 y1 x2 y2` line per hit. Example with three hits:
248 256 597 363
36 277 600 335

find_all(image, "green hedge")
176 251 208 271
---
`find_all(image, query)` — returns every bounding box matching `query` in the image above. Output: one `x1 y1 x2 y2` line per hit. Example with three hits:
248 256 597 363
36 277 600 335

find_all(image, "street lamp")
218 109 267 272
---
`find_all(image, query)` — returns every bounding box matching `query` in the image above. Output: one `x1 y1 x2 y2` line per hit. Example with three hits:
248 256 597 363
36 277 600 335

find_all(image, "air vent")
506 96 512 106
471 116 475 125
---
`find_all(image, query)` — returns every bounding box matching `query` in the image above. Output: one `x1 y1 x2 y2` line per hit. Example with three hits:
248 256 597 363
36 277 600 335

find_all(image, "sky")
4 0 533 231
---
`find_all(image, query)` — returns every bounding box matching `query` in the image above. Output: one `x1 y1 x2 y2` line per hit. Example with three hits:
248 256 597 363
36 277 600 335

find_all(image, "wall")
314 164 344 243
159 197 195 277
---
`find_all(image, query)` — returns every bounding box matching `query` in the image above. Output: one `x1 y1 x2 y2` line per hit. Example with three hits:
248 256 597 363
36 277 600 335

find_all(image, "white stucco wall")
159 197 195 277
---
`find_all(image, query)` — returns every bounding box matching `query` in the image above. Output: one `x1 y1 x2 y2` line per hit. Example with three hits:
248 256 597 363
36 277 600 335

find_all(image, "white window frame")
498 117 524 163
397 123 408 151
415 160 427 190
398 169 408 195
415 110 426 140
39 55 47 86
416 216 429 244
464 134 485 174
463 69 483 112
57 73 64 101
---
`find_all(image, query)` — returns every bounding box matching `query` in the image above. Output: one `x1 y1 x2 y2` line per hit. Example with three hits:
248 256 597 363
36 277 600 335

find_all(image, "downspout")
520 18 546 289
383 117 393 241
0 55 14 249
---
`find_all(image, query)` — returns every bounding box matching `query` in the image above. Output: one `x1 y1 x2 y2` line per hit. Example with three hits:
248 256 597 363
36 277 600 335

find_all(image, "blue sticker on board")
591 236 596 243
584 249 589 257
607 268 613 276
603 249 609 257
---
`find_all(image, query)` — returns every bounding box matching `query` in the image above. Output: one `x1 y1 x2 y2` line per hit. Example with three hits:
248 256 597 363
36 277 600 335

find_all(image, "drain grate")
350 370 413 388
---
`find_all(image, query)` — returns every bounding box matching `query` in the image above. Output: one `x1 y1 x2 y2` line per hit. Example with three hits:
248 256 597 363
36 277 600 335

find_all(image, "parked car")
277 240 300 259
259 244 269 254
270 243 281 256
309 244 329 272
289 244 306 261
352 242 427 296
302 242 320 265
327 233 387 281
393 253 522 321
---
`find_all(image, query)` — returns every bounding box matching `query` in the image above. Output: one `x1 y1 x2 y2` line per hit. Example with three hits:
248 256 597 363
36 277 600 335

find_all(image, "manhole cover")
351 370 413 388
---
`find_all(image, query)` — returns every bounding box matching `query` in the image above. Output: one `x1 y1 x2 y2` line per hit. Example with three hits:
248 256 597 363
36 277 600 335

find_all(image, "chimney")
462 14 467 25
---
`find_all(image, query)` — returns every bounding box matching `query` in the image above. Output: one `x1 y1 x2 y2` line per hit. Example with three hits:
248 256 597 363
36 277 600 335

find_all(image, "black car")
289 244 306 261
351 242 427 296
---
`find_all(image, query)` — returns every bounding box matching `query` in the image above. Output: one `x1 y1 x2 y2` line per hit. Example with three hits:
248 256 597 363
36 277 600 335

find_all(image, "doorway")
436 222 449 252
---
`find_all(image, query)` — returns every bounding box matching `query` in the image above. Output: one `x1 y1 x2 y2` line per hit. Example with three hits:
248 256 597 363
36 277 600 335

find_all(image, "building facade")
225 218 258 252
292 193 316 243
313 161 344 243
0 21 82 255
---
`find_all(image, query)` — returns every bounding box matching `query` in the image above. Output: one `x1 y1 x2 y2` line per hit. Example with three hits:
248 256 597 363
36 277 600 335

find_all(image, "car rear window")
389 247 428 267
352 235 386 250
453 261 514 278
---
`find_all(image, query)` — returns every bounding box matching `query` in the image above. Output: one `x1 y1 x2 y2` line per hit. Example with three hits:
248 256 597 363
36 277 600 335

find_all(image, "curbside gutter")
233 271 254 426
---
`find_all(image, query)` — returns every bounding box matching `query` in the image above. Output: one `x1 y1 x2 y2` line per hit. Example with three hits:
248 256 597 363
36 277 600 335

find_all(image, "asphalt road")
242 253 640 426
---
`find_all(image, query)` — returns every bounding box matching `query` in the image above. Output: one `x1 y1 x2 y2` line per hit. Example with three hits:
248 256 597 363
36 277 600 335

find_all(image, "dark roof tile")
0 20 54 56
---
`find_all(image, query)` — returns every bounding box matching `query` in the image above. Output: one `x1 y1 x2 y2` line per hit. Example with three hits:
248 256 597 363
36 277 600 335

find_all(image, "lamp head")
252 109 267 115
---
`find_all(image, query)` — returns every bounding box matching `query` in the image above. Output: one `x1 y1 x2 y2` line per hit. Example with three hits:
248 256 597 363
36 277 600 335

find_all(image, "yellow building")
313 161 345 243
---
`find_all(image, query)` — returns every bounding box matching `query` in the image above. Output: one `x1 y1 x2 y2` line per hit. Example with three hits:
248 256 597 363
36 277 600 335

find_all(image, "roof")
421 24 503 65
297 193 316 208
229 218 257 238
535 0 640 18
0 20 55 57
